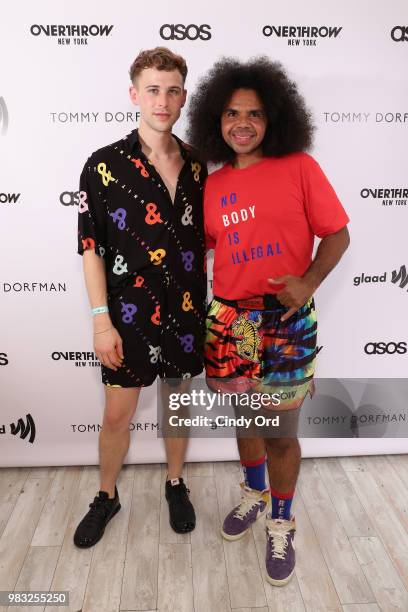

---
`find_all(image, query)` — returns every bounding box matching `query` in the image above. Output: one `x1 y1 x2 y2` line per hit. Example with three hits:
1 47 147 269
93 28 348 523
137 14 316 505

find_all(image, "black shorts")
101 283 204 388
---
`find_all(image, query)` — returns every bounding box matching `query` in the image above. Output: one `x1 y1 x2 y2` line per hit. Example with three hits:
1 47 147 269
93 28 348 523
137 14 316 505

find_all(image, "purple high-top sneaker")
221 482 269 541
265 515 296 586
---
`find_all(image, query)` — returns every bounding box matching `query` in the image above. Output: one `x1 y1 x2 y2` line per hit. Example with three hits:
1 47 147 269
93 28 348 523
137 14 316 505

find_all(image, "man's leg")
265 436 300 519
264 435 300 586
160 380 195 533
163 436 188 479
221 437 269 541
74 386 140 548
99 386 141 496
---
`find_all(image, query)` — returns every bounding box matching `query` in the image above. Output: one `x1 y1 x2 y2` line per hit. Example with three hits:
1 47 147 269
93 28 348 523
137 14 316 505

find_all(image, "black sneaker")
73 487 121 548
165 477 196 533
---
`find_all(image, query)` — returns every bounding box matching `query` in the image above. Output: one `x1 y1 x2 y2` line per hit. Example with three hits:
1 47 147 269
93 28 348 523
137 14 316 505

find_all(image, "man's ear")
181 88 187 108
129 84 139 106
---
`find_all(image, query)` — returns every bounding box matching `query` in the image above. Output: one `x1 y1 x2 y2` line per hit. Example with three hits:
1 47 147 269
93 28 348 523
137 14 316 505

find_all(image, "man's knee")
103 406 133 431
103 394 137 431
265 436 300 453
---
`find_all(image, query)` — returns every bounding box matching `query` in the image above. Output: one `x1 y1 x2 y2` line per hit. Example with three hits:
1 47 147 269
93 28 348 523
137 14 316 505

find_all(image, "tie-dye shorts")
204 295 317 411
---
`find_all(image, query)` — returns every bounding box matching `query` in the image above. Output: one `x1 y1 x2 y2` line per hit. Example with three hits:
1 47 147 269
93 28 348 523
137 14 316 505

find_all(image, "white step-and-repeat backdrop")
1 1 407 466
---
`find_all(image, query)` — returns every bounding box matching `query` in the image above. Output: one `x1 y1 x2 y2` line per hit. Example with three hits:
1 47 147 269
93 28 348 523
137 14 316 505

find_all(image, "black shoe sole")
74 503 121 549
168 517 196 534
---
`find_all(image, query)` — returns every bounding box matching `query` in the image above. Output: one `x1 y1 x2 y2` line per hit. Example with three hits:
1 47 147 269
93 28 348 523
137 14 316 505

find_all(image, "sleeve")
301 153 350 238
77 158 107 257
203 177 216 251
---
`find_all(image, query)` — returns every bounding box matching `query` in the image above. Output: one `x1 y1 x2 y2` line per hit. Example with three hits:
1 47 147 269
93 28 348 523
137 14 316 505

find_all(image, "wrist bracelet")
94 327 113 335
92 306 109 316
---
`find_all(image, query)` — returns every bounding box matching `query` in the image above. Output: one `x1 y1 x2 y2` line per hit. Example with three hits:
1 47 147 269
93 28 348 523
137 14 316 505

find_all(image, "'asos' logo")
364 341 407 355
391 265 408 289
0 97 9 135
0 352 9 365
10 413 36 444
159 24 211 41
391 26 408 41
60 191 81 206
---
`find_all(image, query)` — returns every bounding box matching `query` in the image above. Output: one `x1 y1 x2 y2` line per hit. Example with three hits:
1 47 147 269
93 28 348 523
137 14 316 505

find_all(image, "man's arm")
83 250 123 370
268 225 350 321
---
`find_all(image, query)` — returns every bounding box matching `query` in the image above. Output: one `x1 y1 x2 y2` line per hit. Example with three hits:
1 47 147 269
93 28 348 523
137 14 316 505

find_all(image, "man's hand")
268 275 315 322
94 327 124 371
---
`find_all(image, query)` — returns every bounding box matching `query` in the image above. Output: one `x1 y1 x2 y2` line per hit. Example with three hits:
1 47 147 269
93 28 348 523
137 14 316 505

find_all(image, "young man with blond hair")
74 47 206 547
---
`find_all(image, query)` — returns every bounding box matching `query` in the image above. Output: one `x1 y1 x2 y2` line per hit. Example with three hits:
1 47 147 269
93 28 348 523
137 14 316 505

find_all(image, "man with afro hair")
187 57 350 586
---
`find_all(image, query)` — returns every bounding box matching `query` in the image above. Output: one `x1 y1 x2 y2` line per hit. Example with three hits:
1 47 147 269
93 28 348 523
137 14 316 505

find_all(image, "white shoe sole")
221 504 269 541
266 568 295 586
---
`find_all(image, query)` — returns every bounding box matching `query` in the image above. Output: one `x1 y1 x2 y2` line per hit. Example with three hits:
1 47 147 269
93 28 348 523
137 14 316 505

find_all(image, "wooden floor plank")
299 460 374 604
387 454 408 485
0 478 50 591
290 492 342 611
362 455 408 532
157 543 193 612
339 457 368 473
1 454 408 611
10 546 60 612
121 465 161 611
28 467 57 479
190 475 231 612
187 462 214 477
0 468 29 538
32 467 81 546
347 469 408 589
342 605 380 612
82 478 133 612
316 458 376 537
350 536 408 611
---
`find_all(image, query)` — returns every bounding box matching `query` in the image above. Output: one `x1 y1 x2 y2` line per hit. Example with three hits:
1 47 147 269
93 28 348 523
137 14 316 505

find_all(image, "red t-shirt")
204 152 349 299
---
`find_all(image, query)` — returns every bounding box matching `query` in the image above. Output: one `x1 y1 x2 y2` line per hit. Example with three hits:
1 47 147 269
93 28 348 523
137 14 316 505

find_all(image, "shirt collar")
126 128 189 160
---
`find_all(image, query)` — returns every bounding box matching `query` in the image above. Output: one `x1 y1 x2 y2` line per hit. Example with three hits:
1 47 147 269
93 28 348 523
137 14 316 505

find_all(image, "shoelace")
233 492 261 519
171 484 191 505
267 526 289 559
84 497 112 526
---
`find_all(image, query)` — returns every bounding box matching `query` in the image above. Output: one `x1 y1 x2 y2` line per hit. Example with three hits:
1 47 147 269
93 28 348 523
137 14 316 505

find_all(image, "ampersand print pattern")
77 129 207 387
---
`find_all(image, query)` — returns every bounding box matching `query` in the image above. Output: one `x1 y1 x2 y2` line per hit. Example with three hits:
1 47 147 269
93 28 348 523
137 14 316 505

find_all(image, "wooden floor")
1 455 408 612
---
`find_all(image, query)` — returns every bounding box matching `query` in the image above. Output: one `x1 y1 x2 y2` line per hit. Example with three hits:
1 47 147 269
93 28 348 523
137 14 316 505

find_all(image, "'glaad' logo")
159 24 211 41
364 342 407 355
262 25 342 46
353 265 408 292
11 414 36 444
391 26 408 42
391 265 408 291
0 414 36 444
0 97 8 135
30 24 114 46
